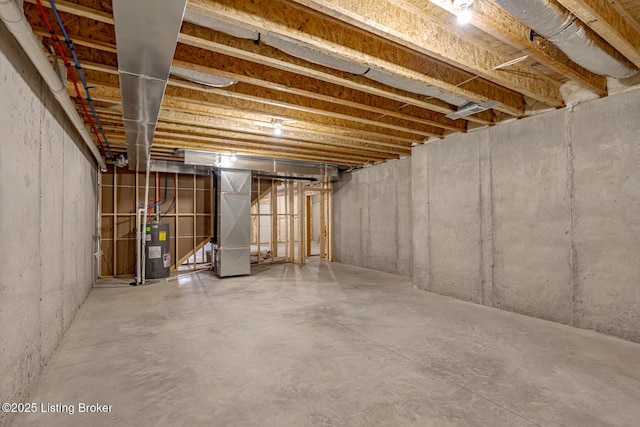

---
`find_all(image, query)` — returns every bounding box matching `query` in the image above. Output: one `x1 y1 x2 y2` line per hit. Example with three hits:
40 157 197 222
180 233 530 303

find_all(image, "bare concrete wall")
411 87 640 343
570 90 640 341
0 24 97 426
334 86 639 342
333 158 412 277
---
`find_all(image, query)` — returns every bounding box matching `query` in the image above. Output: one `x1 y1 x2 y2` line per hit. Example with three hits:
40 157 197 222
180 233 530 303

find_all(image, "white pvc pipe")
0 0 107 170
135 207 143 284
140 153 152 284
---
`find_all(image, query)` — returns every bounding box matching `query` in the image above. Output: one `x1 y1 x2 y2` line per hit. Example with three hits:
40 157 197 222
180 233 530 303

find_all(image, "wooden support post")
288 180 295 262
192 174 196 270
320 182 326 260
298 181 305 265
328 180 333 262
306 194 312 257
271 181 278 260
257 177 261 265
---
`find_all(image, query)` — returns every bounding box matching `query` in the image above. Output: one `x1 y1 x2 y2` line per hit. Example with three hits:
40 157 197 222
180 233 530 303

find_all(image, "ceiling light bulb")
274 127 282 136
230 154 237 162
458 6 472 25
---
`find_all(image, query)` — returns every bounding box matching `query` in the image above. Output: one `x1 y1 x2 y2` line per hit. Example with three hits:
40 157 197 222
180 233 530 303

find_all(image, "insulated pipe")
493 0 637 79
0 0 107 170
135 207 143 284
140 152 152 284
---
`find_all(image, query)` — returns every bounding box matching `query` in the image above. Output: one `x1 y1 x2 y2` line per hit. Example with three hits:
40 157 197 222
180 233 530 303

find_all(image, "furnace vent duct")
187 11 473 108
493 0 637 79
262 33 473 107
113 0 188 170
261 33 370 75
365 68 470 107
170 66 238 88
183 9 259 40
445 100 501 119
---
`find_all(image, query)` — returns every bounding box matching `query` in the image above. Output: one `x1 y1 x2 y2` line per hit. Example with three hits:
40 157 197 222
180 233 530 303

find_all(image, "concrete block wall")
335 86 640 343
333 158 412 277
0 24 97 426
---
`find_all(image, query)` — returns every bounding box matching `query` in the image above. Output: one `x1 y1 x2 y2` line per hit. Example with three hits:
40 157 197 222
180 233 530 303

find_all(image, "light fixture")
272 118 283 136
230 153 237 162
453 0 474 25
458 7 472 24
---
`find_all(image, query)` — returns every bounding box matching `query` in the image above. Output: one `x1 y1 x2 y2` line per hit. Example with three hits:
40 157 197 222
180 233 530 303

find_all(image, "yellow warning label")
159 231 167 241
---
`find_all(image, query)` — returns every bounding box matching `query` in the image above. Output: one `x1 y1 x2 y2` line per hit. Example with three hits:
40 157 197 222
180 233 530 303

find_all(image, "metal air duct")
493 0 637 79
170 65 237 88
112 0 187 171
261 33 370 75
186 10 473 108
183 8 258 40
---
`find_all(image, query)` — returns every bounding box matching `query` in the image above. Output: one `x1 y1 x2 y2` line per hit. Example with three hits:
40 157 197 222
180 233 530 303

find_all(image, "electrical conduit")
0 0 107 170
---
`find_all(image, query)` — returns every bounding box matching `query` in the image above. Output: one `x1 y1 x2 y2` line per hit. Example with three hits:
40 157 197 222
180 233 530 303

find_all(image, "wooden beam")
24 0 114 24
73 79 425 144
77 60 452 140
31 26 117 54
106 135 371 165
100 120 409 157
93 105 412 153
164 83 429 142
28 0 497 124
420 0 607 95
104 130 390 163
188 0 550 112
68 85 416 158
173 45 466 132
555 0 640 69
275 0 562 107
26 0 459 132
179 24 496 125
79 65 445 138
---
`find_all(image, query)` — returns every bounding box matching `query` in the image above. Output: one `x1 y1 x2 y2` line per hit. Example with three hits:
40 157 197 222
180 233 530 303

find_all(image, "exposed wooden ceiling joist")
23 0 640 168
95 109 411 157
554 0 640 69
27 0 496 126
234 0 560 108
178 24 497 125
188 0 534 115
418 0 607 96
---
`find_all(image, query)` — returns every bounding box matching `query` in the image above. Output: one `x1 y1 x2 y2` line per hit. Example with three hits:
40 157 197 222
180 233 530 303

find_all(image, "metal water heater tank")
145 223 171 279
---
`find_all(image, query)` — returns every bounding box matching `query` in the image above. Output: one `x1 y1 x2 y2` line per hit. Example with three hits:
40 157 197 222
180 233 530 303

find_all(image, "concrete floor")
12 259 640 427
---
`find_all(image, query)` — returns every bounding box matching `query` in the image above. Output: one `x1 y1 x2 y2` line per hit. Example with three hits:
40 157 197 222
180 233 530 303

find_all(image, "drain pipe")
140 153 152 285
134 207 143 285
0 0 107 171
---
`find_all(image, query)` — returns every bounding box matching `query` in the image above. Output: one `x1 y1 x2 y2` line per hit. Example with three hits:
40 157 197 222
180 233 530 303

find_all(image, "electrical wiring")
35 0 113 159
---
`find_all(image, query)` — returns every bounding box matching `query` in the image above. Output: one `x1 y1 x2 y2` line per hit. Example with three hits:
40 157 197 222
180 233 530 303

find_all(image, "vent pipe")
493 0 637 79
0 0 106 170
112 0 187 171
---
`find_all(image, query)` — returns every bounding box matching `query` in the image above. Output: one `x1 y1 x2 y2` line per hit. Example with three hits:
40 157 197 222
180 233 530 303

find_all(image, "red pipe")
35 0 106 156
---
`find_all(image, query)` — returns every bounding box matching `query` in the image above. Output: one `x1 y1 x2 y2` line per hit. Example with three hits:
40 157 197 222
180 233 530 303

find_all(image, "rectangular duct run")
112 0 187 170
215 170 251 277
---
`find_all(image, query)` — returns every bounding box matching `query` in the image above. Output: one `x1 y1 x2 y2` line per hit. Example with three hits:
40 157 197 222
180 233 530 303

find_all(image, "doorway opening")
250 176 333 266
